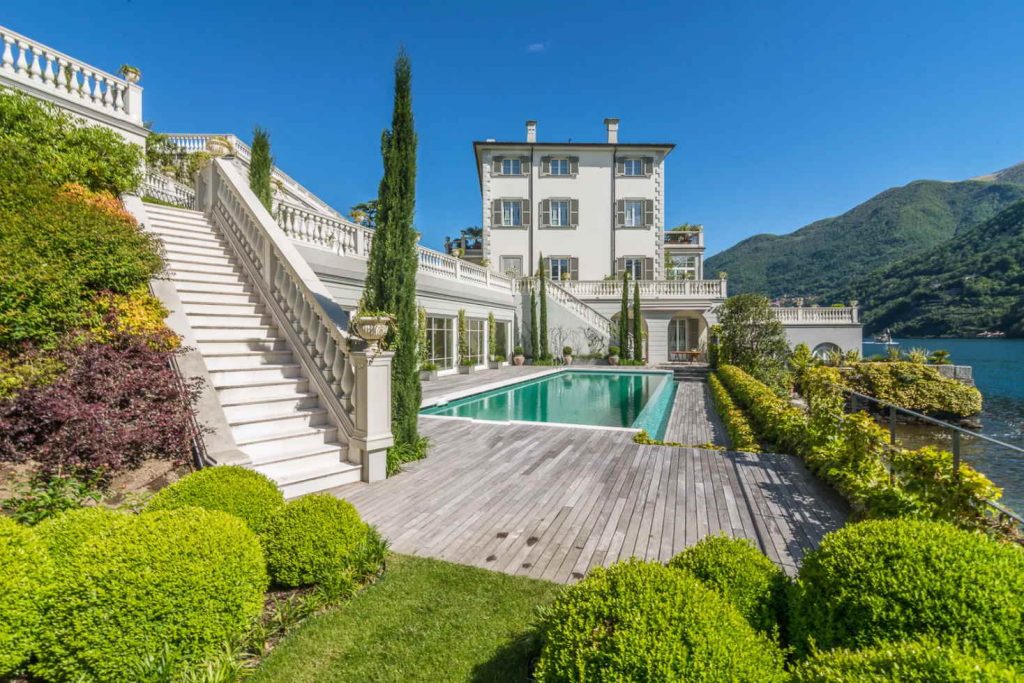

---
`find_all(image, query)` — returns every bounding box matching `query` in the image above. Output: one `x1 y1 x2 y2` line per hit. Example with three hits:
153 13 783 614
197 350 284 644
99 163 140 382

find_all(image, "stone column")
349 348 394 482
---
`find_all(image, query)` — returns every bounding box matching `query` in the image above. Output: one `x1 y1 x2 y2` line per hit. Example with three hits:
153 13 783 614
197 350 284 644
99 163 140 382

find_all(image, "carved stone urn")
353 315 392 346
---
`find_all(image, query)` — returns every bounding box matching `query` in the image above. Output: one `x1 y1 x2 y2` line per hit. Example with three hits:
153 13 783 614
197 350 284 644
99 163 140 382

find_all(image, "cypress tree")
530 288 539 358
619 272 630 357
249 126 274 211
538 255 549 359
633 281 644 362
362 50 421 449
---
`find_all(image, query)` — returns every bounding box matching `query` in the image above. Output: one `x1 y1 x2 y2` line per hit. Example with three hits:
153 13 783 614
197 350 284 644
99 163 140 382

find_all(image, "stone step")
187 312 270 329
229 408 328 442
145 204 205 219
204 350 292 371
154 231 226 250
147 217 213 234
237 425 339 459
178 290 261 306
161 242 229 259
216 376 310 404
209 363 303 386
166 260 241 276
164 251 237 267
192 325 278 342
150 224 220 241
197 338 289 355
182 301 265 316
221 392 320 422
270 459 361 500
175 280 252 295
169 270 246 285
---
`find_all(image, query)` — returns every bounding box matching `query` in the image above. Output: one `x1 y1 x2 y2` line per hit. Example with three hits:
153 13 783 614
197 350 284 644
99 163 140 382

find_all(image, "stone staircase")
146 203 361 497
659 364 710 382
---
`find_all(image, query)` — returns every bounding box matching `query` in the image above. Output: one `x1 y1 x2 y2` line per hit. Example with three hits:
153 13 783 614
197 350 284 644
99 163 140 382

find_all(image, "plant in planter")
457 309 474 374
119 64 142 83
563 345 573 365
419 361 439 381
513 345 526 366
608 345 620 366
487 313 500 369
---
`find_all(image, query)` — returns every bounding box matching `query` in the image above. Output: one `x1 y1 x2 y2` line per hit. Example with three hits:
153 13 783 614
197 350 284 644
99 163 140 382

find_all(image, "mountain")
835 200 1024 337
706 164 1024 299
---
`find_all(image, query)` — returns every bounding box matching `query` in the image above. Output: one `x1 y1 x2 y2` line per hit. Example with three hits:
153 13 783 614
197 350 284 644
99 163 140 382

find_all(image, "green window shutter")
570 257 579 280
570 199 579 227
644 257 654 280
615 159 625 176
539 156 550 177
644 199 654 227
540 199 551 227
520 156 531 175
643 157 654 176
492 156 503 175
615 257 625 275
492 199 503 226
615 199 625 228
521 200 531 228
569 156 579 175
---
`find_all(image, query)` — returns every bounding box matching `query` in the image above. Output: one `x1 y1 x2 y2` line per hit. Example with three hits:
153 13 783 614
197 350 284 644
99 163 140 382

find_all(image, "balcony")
663 228 703 248
771 306 859 324
443 235 484 264
562 279 726 300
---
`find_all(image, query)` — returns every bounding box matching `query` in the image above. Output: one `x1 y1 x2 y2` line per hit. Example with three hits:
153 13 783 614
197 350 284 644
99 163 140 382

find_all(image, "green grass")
253 554 560 682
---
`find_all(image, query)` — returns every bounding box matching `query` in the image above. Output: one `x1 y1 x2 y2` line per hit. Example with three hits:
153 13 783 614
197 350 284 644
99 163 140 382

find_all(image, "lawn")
253 553 560 682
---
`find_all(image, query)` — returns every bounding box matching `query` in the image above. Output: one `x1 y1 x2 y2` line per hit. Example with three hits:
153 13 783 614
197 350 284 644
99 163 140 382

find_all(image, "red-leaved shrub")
0 332 201 480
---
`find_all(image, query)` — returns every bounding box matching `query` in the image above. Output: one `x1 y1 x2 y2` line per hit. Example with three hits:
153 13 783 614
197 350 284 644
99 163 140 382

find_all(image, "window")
624 200 644 227
667 254 698 280
668 319 690 353
501 158 522 175
466 318 485 366
502 199 522 226
549 158 570 176
547 256 572 280
500 256 523 277
623 158 644 176
550 200 570 227
426 316 454 369
623 257 645 280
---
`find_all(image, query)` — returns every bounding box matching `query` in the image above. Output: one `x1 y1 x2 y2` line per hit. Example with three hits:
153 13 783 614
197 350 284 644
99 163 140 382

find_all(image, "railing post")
888 404 897 445
348 347 394 483
952 430 961 483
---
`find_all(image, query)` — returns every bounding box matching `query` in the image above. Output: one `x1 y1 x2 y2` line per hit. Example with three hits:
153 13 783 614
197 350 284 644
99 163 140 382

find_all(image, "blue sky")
6 1 1024 255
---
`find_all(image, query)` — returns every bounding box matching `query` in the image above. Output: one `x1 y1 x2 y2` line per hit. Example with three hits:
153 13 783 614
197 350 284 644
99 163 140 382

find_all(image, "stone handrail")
165 133 340 218
528 277 614 338
142 170 196 209
0 25 141 125
772 306 859 324
276 201 516 294
562 279 727 299
198 158 393 480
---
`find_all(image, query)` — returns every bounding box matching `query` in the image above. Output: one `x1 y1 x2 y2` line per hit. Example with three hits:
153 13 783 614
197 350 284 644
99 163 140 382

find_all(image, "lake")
862 338 1024 513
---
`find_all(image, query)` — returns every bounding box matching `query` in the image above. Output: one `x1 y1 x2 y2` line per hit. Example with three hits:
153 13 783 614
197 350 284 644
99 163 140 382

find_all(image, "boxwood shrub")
34 506 133 563
789 519 1024 665
33 508 267 683
843 362 983 417
145 465 285 534
668 535 785 634
0 517 53 676
263 494 378 588
534 559 787 682
708 371 760 452
790 639 1020 682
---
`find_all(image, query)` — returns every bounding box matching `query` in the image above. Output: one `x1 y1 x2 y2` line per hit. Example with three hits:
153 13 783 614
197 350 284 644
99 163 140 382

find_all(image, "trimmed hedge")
534 559 787 682
34 506 133 563
263 494 376 588
788 519 1024 666
33 508 267 683
843 362 983 417
0 517 52 676
716 364 808 455
145 466 285 534
708 371 760 452
790 639 1020 682
668 535 784 634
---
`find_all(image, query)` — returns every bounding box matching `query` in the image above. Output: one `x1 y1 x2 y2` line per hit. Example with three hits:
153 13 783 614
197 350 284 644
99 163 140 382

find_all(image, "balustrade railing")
198 158 393 480
772 306 859 324
562 278 727 300
0 25 141 125
142 170 195 209
528 278 614 338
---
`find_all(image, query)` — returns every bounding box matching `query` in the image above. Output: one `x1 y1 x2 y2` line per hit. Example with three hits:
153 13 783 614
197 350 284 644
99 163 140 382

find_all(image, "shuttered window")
550 200 570 227
550 158 570 176
624 200 643 227
623 257 644 280
623 159 643 176
493 199 528 227
547 256 574 280
493 156 530 176
618 157 654 177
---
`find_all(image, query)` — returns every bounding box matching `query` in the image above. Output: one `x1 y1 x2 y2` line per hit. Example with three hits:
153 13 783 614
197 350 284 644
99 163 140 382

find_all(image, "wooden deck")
663 377 729 447
335 418 848 582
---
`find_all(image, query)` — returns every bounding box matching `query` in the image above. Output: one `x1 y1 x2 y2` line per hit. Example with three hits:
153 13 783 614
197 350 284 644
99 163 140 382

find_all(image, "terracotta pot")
608 355 620 366
513 355 525 366
563 355 573 365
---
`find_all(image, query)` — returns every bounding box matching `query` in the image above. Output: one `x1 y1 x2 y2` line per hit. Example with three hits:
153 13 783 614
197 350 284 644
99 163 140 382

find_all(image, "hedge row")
841 361 983 417
708 371 760 452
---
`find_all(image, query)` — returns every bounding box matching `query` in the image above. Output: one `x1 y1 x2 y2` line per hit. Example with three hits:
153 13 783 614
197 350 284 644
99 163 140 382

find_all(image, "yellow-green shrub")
708 371 760 452
715 365 807 454
85 288 177 351
0 517 53 676
34 506 134 563
843 362 982 417
145 466 284 535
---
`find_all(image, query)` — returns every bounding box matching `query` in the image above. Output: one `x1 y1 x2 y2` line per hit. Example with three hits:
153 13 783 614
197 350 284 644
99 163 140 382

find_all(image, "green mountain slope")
836 200 1024 337
706 173 1024 299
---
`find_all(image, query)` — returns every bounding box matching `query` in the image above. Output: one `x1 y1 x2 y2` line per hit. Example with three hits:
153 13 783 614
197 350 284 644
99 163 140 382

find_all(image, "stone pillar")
349 348 394 482
125 81 143 124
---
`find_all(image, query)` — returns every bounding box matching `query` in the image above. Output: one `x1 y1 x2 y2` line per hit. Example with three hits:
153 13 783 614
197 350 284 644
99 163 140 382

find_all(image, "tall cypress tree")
362 51 421 449
530 288 539 358
619 272 630 357
538 255 549 359
249 126 273 211
633 281 644 362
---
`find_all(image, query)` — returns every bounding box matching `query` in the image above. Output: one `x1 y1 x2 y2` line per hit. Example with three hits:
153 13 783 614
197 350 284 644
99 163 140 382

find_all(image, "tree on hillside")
619 272 630 357
716 293 790 390
362 51 421 456
538 255 549 359
350 200 378 228
632 281 643 362
249 126 273 211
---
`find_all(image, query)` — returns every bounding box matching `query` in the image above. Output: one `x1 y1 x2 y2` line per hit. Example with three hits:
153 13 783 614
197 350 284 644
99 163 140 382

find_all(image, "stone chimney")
526 120 537 143
604 118 620 144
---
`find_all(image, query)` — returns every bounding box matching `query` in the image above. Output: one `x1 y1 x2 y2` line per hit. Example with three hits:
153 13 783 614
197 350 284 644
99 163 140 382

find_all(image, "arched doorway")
668 312 705 362
812 342 841 360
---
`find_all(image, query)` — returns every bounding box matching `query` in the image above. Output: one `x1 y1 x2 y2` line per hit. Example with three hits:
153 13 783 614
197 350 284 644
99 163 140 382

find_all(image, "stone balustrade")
772 306 859 324
524 277 614 338
0 24 142 126
141 170 195 209
562 278 727 300
198 158 393 480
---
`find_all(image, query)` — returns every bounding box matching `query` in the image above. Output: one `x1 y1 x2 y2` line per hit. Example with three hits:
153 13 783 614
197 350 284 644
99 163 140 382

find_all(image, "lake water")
862 338 1024 512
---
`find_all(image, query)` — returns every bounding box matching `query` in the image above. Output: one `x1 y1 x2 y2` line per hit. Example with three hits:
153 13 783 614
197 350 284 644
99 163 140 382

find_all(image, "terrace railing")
524 277 615 339
773 306 859 324
141 170 196 209
562 278 727 300
0 25 142 126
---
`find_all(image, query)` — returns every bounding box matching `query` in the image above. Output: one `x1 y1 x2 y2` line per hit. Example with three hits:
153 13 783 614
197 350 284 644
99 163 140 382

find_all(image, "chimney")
604 118 620 144
526 120 537 143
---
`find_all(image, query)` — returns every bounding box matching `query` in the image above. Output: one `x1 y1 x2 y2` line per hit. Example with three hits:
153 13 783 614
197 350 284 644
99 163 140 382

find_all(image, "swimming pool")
421 369 676 439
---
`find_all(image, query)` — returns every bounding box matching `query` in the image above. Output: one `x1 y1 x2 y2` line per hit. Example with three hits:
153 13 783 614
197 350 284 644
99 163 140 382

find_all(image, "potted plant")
419 361 438 381
352 311 392 346
512 345 526 366
562 346 573 365
560 272 571 281
607 345 620 366
488 355 501 370
458 360 476 375
119 64 142 83
206 136 234 157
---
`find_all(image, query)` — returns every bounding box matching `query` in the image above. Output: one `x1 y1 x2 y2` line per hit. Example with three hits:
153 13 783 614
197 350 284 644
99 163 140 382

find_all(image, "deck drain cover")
496 531 508 539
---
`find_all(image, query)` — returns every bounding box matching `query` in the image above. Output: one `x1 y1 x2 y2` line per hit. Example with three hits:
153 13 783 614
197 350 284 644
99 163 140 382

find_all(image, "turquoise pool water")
421 370 675 439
